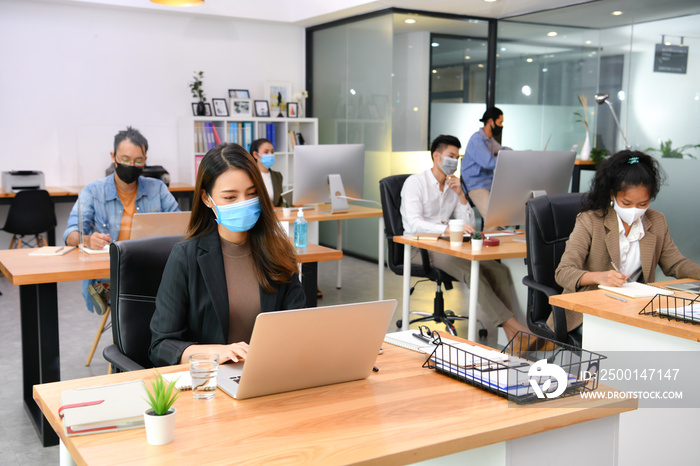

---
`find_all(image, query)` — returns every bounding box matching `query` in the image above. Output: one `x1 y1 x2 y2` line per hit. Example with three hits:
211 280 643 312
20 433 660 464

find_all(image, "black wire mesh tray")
639 294 700 325
422 331 606 404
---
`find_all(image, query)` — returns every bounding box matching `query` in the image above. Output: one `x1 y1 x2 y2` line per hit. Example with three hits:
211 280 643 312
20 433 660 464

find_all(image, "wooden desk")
393 234 527 341
550 280 700 466
277 204 385 299
572 159 596 193
34 343 635 466
0 243 340 447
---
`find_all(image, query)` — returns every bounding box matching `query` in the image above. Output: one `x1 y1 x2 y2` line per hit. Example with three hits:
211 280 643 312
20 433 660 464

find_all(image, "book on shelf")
243 121 253 152
59 380 150 436
211 123 221 145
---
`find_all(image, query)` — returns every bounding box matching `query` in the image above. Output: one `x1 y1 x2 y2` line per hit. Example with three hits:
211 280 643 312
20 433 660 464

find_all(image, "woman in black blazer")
149 143 305 367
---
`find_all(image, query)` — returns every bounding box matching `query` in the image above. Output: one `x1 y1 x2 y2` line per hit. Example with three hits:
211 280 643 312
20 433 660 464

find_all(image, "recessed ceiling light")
542 68 549 72
431 42 440 47
612 11 623 16
478 64 484 68
521 85 532 97
500 47 507 52
465 56 471 60
547 31 558 37
483 0 498 3
413 107 419 112
432 69 437 74
151 0 204 5
526 58 533 63
664 41 671 45
404 19 416 24
585 40 592 45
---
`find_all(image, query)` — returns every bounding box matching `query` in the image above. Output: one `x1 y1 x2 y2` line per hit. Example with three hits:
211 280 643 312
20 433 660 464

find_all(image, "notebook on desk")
217 299 396 400
599 282 674 298
129 212 190 239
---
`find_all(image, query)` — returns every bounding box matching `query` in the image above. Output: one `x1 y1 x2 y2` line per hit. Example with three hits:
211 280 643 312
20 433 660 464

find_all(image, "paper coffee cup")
448 219 465 247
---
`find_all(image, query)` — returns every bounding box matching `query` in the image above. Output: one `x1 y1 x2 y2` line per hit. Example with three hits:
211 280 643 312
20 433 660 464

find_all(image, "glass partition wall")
308 5 700 263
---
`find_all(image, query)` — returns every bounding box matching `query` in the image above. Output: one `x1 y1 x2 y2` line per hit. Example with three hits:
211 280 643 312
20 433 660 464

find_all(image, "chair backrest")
2 189 57 235
109 235 184 369
378 174 411 274
524 193 585 325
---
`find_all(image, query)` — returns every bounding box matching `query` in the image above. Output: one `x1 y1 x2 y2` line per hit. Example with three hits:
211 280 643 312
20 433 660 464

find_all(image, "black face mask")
114 162 143 184
491 122 503 137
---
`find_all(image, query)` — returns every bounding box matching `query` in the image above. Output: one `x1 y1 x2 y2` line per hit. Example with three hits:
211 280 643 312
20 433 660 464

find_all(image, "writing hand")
596 270 629 287
88 232 111 250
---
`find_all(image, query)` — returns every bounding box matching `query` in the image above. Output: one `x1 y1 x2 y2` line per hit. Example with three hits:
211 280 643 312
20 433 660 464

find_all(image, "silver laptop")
218 299 397 400
129 212 190 239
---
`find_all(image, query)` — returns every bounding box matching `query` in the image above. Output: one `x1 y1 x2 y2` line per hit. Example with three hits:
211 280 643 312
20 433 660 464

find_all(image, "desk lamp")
594 93 630 149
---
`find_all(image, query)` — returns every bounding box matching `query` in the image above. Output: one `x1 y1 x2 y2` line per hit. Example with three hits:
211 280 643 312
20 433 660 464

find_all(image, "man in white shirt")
400 134 529 342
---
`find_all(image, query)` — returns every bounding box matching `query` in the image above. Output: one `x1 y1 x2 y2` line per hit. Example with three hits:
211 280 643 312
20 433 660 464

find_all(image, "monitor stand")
328 174 349 213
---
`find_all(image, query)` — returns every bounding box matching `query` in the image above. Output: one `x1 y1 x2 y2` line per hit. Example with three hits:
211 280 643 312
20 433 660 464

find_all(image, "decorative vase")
580 132 591 161
196 101 206 116
298 99 305 118
471 239 484 252
144 408 176 445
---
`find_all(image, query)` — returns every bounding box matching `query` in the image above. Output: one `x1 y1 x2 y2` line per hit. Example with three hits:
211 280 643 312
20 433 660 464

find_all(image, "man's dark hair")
250 138 272 155
114 126 148 155
430 135 461 157
479 106 503 123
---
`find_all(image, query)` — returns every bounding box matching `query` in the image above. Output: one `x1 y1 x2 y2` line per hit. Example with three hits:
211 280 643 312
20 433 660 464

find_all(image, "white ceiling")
43 0 594 26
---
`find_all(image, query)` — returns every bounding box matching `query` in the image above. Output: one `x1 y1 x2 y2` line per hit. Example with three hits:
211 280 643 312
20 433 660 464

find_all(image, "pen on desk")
605 293 628 303
55 246 64 253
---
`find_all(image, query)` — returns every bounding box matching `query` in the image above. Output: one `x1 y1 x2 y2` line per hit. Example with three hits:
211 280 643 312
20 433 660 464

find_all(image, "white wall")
0 0 305 246
0 0 306 187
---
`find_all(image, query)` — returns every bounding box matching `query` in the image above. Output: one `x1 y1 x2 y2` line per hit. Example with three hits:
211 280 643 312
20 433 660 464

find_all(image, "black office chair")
103 235 184 372
379 175 486 337
522 193 586 348
2 189 57 248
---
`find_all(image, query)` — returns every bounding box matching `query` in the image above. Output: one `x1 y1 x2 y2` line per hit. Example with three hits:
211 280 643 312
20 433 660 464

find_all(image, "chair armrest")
522 276 559 298
103 345 146 372
522 276 571 343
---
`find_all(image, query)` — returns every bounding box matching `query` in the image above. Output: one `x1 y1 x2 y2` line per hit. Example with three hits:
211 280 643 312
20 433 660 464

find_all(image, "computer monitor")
293 144 365 213
483 150 576 228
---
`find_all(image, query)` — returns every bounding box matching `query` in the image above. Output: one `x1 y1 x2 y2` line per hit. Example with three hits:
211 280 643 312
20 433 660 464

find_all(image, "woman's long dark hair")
188 143 297 291
583 150 664 216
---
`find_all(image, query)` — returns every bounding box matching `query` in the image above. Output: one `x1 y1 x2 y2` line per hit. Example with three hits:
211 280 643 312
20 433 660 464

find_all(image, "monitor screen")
484 150 576 228
293 144 365 207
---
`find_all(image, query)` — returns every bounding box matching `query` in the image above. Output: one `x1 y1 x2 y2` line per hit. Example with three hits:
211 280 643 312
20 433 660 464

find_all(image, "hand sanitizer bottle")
294 208 307 247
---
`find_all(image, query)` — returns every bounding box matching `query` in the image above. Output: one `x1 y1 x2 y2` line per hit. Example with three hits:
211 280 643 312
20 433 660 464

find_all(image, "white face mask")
613 198 647 225
439 154 459 176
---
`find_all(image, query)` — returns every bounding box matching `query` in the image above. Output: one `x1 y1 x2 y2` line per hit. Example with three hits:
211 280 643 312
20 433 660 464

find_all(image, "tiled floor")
0 254 506 465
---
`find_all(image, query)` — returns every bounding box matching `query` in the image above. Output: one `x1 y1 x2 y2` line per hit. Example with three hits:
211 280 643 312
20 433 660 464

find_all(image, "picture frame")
228 89 250 99
191 102 212 116
229 98 253 117
254 100 270 117
264 81 292 117
212 98 229 117
287 102 298 118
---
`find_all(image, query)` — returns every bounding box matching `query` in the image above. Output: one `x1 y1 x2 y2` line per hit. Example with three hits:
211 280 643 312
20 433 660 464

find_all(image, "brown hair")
188 143 298 292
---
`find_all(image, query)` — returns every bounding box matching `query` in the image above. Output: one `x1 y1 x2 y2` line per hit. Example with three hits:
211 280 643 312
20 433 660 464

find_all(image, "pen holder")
423 332 606 404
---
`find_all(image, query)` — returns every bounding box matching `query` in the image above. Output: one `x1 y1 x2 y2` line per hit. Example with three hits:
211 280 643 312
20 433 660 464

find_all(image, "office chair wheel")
479 328 488 338
396 319 403 329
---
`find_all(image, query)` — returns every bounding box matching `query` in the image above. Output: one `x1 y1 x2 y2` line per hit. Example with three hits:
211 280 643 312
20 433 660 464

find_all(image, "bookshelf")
178 116 318 190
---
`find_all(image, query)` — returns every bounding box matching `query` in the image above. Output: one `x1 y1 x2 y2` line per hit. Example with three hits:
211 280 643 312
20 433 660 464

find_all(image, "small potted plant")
471 231 484 251
190 71 206 116
143 370 180 445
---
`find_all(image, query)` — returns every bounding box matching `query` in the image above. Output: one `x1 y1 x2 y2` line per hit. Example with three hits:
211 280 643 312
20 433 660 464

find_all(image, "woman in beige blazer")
554 150 700 332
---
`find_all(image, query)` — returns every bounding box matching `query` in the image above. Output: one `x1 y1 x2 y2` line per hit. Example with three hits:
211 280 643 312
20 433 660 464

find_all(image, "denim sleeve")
63 185 97 243
160 183 180 212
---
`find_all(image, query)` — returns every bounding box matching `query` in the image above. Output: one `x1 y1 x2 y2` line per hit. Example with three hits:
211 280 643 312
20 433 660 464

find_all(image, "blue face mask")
209 195 261 233
260 154 275 169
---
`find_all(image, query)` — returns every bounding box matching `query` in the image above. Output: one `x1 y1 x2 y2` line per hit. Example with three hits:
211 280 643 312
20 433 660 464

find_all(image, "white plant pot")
144 408 176 446
580 132 591 161
471 239 483 251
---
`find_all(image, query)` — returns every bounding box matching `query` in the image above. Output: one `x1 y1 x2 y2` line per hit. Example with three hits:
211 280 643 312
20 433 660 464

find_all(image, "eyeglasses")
416 325 441 345
117 157 146 167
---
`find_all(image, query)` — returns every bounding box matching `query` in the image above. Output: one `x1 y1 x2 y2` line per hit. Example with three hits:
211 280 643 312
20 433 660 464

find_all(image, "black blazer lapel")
197 231 229 342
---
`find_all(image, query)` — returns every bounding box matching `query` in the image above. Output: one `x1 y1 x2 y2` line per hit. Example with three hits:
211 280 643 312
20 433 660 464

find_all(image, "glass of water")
189 353 219 400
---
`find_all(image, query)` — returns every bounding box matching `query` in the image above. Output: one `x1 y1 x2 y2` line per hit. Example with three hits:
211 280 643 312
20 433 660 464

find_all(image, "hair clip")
627 156 639 165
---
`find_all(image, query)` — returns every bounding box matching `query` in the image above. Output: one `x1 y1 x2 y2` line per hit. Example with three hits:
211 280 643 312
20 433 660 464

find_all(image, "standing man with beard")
461 106 508 218
64 126 179 313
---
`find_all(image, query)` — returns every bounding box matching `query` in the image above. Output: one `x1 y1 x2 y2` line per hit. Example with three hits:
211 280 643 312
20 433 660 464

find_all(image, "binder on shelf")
243 121 253 152
212 123 221 145
59 380 150 436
